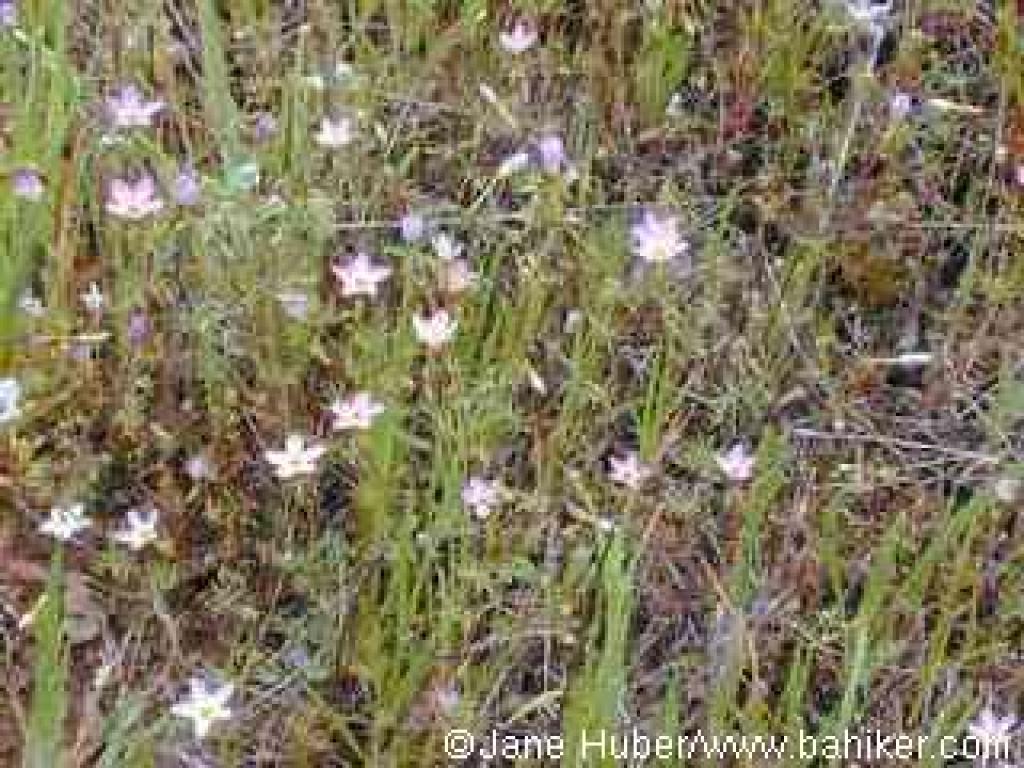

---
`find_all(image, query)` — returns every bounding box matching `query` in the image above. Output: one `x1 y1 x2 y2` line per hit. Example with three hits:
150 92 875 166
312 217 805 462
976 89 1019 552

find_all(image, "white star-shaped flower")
716 443 756 484
105 83 165 129
331 252 392 298
328 391 386 432
80 282 106 313
462 476 499 519
967 706 1017 758
39 503 92 542
631 209 689 264
431 232 464 262
110 506 159 551
499 19 538 54
0 378 21 424
413 308 458 349
105 175 165 220
842 0 891 27
265 434 326 479
313 115 356 149
19 292 45 317
171 676 234 741
608 452 653 490
497 150 531 177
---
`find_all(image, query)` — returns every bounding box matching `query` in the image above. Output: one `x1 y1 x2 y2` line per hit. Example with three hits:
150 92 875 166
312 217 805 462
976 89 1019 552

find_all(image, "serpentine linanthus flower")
265 435 326 479
39 503 92 541
106 175 165 220
171 675 234 741
332 252 392 298
413 308 458 349
329 392 386 432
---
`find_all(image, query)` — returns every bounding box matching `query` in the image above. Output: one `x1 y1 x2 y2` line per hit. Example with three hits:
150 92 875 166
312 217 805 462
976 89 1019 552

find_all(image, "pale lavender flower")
68 346 92 364
106 175 164 220
106 83 165 129
172 166 201 206
253 111 278 142
499 19 537 54
313 114 356 149
716 443 756 484
69 343 94 362
462 476 499 519
608 451 653 490
536 133 578 181
331 252 392 298
0 1 16 28
536 134 568 174
184 453 215 482
888 90 912 121
399 211 427 242
12 168 43 201
630 209 689 264
127 309 150 345
1015 164 1024 189
328 391 386 432
412 308 457 349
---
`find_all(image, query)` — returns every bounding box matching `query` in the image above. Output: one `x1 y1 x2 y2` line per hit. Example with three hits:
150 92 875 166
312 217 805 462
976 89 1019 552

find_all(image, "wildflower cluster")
3 3 1019 761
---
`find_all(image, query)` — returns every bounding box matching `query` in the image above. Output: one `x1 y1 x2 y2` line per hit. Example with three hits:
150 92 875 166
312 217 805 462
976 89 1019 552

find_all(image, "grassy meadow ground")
2 0 1024 765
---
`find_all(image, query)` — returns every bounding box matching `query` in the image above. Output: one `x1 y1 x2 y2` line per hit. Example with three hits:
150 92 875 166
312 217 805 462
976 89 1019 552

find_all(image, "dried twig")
790 427 1007 464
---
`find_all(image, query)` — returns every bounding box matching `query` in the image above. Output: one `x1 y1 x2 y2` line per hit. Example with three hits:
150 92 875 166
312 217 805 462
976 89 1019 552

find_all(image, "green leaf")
23 551 68 768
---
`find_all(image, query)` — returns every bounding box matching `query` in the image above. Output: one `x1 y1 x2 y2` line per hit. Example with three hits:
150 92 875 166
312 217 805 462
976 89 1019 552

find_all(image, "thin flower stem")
821 24 884 232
